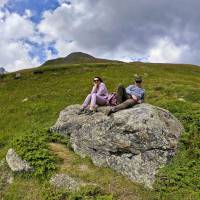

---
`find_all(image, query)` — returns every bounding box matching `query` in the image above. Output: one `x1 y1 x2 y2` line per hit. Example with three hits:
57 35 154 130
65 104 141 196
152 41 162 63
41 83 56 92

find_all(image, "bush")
42 185 115 200
153 101 200 199
12 129 57 178
42 186 68 200
47 131 70 146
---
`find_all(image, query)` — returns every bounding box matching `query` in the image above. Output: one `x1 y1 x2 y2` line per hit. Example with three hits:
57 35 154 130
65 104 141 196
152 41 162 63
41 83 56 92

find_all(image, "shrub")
47 131 70 146
153 101 200 199
12 129 57 178
42 185 115 200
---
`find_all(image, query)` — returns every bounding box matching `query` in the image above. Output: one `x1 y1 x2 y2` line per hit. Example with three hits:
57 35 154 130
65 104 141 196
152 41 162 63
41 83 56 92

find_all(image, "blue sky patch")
5 0 60 23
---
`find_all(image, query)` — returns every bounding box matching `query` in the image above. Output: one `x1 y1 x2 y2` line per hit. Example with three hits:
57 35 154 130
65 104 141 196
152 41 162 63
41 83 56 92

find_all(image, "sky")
0 0 200 72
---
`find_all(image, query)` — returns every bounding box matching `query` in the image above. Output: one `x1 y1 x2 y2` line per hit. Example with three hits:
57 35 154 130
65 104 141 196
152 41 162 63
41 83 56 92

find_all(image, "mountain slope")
0 62 200 199
42 52 123 66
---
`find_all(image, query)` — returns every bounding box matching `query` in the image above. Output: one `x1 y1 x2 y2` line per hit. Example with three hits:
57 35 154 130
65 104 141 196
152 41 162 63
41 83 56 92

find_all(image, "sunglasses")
93 79 99 82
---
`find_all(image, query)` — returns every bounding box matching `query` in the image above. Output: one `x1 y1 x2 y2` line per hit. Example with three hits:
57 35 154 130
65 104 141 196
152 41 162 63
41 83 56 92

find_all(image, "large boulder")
6 149 34 172
51 104 184 188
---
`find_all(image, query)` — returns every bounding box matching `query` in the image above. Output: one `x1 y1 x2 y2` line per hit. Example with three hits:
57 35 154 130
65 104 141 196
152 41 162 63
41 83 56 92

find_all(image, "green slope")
0 62 200 199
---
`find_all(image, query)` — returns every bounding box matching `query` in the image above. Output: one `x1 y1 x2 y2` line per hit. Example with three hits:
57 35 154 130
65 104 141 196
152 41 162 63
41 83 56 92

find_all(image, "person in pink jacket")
78 77 109 115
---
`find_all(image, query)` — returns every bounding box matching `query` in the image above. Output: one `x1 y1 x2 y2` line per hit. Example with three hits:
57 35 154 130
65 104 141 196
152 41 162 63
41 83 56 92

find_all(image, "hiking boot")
77 108 86 115
86 109 96 115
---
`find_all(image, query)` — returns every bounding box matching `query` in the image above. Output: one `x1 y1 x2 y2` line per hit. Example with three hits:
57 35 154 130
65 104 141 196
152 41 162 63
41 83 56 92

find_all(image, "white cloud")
38 0 94 59
0 12 35 40
1 0 200 72
0 0 8 7
148 38 189 63
24 9 33 18
38 1 91 41
0 40 40 72
0 10 41 72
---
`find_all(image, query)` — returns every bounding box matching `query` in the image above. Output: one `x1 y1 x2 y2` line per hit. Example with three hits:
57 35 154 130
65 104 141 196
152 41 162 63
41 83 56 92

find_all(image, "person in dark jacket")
107 77 145 115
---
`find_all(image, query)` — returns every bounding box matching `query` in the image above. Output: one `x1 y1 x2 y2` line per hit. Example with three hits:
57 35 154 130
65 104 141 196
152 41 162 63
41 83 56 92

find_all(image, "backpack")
107 93 117 106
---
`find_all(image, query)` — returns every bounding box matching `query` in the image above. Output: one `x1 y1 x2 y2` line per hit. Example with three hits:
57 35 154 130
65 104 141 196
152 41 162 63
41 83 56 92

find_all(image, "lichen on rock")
6 148 34 172
51 103 184 188
50 174 84 190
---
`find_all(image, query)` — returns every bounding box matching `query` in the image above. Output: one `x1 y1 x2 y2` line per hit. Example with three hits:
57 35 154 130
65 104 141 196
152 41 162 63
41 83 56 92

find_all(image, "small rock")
7 176 14 184
50 174 83 191
178 98 186 102
22 98 28 102
6 148 34 172
15 72 21 79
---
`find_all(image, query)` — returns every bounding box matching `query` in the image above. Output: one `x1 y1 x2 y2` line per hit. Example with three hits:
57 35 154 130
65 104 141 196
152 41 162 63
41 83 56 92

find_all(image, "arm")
96 83 106 96
91 85 98 94
138 90 145 103
131 94 138 101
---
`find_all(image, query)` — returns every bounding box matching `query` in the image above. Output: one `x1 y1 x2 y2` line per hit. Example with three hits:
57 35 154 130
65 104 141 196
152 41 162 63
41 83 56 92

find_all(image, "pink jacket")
91 82 109 99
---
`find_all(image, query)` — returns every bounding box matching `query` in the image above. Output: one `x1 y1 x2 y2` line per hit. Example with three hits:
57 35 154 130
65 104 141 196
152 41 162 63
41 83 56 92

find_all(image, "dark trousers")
112 84 136 112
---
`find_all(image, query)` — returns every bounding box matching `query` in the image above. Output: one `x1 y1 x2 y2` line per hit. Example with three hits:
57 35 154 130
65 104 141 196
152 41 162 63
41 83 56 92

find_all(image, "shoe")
77 108 86 115
86 109 96 115
106 109 114 116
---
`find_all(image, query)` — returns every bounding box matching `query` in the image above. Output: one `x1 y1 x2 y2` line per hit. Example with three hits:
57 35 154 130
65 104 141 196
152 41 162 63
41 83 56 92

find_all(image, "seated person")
107 77 145 115
78 76 109 115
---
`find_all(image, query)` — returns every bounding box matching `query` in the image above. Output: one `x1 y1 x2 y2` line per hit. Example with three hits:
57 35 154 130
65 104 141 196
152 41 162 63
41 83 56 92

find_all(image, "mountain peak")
63 52 96 63
0 67 6 74
42 52 122 66
65 52 95 60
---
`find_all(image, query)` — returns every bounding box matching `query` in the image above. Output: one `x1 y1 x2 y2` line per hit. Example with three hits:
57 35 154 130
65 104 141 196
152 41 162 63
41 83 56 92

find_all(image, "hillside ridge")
42 52 123 66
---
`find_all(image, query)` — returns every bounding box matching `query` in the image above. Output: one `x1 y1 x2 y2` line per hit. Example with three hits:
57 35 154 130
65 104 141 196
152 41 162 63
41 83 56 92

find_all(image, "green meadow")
0 62 200 199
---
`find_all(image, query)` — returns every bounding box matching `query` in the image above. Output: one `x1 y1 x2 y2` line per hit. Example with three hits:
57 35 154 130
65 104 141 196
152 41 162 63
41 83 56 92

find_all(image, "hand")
138 100 142 104
131 95 138 101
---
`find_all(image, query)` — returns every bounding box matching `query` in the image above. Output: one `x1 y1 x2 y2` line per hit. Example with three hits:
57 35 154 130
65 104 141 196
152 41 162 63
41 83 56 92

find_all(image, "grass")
49 143 148 200
50 144 148 200
0 62 200 199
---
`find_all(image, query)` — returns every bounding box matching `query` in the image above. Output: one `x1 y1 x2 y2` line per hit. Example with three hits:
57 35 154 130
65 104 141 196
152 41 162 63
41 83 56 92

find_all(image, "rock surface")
6 148 34 172
50 174 83 190
0 159 14 189
51 103 184 188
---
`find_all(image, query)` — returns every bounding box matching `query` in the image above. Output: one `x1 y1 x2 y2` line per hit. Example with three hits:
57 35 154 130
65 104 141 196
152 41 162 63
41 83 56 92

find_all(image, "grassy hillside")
0 62 200 199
